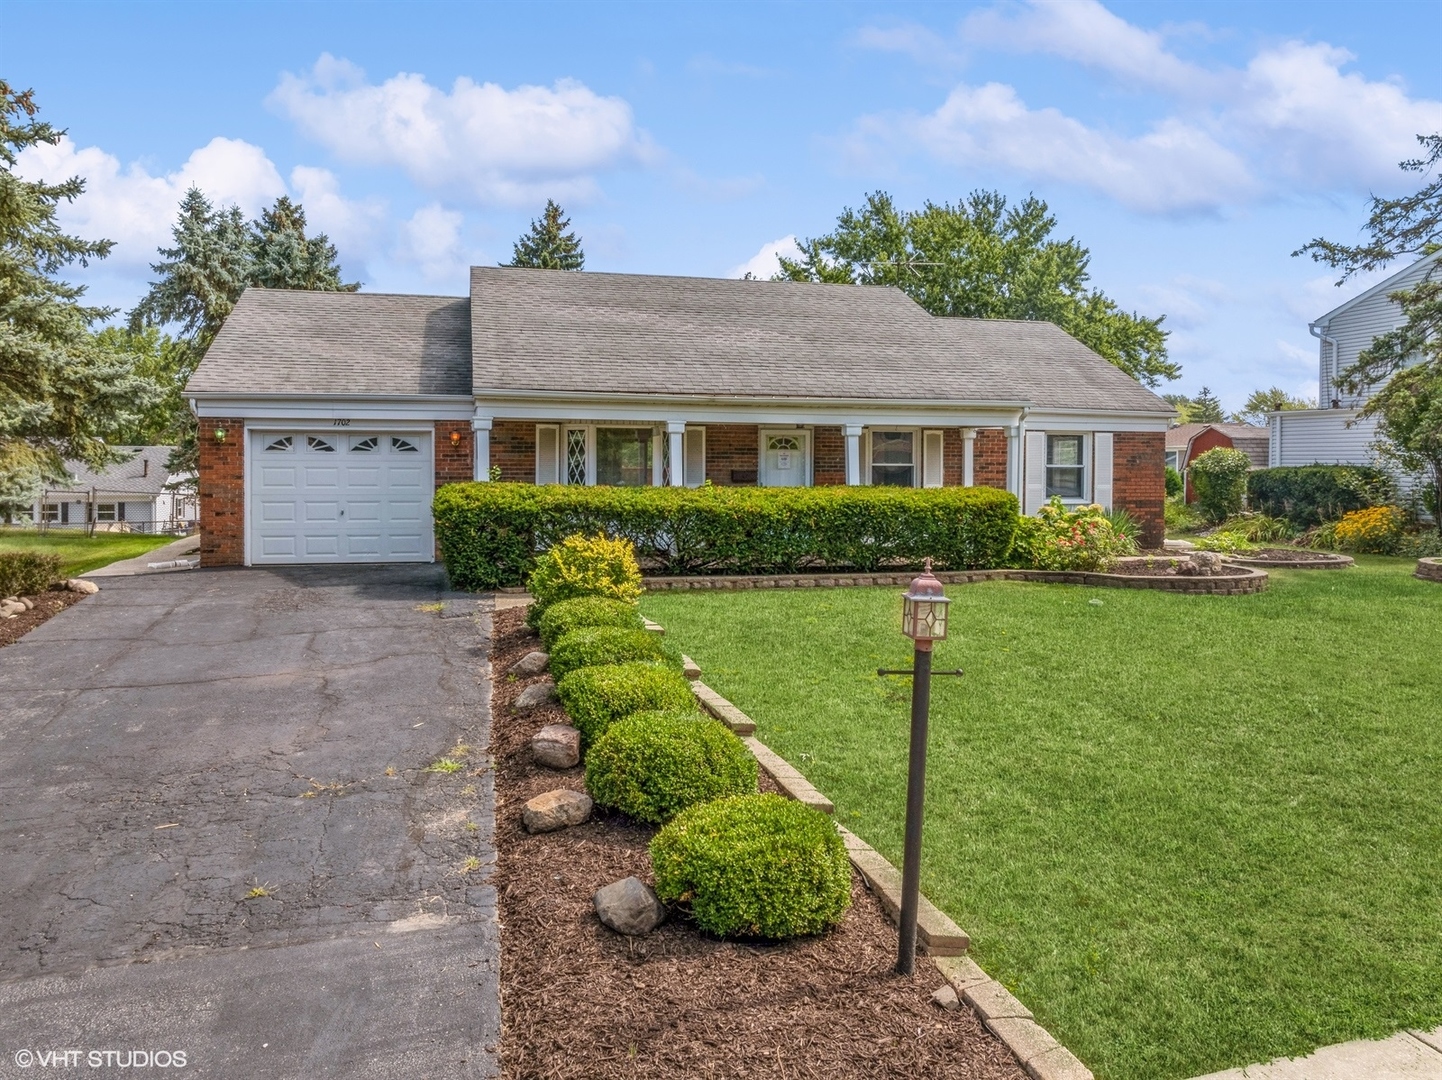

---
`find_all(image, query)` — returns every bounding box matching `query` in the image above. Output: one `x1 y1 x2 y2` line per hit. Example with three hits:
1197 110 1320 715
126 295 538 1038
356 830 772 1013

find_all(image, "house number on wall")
332 418 352 426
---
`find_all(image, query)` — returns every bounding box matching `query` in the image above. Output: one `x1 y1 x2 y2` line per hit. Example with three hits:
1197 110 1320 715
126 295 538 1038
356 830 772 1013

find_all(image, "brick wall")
974 428 1009 489
198 417 245 567
943 429 964 486
705 425 760 485
1114 431 1165 548
492 420 537 482
434 421 472 485
813 426 845 485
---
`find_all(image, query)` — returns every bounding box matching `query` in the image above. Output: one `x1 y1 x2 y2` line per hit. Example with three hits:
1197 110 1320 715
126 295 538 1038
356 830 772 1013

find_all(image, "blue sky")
8 0 1441 410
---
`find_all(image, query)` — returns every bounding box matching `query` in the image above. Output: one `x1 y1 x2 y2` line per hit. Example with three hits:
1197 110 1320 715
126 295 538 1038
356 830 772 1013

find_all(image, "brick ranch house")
186 267 1172 566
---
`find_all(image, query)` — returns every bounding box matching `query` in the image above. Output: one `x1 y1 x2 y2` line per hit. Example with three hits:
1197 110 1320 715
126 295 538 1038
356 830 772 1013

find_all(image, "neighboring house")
1269 250 1439 490
186 268 1173 567
1165 423 1270 502
35 446 197 533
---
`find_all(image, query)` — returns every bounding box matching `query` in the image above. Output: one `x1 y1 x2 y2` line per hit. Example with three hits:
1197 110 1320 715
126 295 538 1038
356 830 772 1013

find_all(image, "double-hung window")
594 428 654 486
870 431 916 487
1045 435 1085 499
95 503 118 522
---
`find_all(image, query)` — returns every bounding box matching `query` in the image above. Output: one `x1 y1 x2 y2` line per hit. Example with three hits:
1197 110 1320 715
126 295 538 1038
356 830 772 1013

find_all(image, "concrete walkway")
0 565 498 1077
1193 1027 1442 1079
83 532 200 577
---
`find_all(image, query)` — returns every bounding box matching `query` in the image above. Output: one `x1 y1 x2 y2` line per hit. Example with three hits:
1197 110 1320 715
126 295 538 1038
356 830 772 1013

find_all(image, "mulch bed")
1110 559 1257 578
1228 548 1351 564
0 588 85 648
490 605 1026 1080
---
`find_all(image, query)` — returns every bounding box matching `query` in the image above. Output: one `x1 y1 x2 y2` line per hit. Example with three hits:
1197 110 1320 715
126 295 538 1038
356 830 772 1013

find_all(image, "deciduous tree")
776 190 1176 386
1232 387 1313 425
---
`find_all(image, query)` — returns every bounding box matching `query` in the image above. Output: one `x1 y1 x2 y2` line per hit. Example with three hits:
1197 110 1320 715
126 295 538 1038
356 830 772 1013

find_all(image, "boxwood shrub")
584 710 758 824
525 532 643 627
538 596 645 650
555 661 698 748
0 552 63 597
548 626 681 682
1247 465 1392 528
649 793 851 939
434 482 1019 589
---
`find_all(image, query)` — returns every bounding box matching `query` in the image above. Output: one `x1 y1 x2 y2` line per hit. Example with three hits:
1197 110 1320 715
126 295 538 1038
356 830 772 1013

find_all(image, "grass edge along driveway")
641 559 1442 1080
0 529 176 577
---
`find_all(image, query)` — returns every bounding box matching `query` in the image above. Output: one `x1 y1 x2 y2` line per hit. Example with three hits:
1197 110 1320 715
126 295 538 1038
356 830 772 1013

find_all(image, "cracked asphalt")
0 565 499 1077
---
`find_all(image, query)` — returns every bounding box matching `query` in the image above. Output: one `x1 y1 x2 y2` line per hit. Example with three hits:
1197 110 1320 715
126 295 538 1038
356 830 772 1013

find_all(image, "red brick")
705 425 759 485
1114 431 1165 548
435 421 472 485
973 429 1009 489
813 426 845 486
198 417 245 567
491 420 536 482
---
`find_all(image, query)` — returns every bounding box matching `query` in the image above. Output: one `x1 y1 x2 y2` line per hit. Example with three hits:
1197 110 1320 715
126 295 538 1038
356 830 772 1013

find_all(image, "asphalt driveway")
0 565 498 1077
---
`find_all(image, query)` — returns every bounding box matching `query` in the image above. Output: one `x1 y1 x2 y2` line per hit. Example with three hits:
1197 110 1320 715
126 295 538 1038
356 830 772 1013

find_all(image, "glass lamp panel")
902 597 916 638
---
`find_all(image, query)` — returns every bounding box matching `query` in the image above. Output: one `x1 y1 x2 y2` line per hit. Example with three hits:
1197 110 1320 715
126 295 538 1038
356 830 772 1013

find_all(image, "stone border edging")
1417 557 1442 583
643 565 1267 596
684 653 1092 1079
1225 552 1354 570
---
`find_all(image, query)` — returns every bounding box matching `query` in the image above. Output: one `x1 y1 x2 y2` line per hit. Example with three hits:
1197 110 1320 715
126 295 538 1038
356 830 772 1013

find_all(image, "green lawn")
641 560 1442 1080
0 528 176 577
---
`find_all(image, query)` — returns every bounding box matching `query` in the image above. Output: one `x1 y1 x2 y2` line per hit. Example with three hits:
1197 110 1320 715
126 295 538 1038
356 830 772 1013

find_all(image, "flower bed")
488 606 1027 1080
0 587 86 648
1225 549 1355 570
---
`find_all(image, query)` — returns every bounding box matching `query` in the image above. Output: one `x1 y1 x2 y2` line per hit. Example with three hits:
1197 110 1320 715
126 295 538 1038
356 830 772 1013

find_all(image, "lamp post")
882 558 954 975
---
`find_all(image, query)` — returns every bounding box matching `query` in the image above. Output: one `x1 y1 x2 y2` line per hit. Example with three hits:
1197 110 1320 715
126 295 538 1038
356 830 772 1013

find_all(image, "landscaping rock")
1180 551 1223 576
66 579 100 595
19 597 34 610
931 985 961 1011
593 876 666 936
0 600 24 618
512 679 556 712
510 650 550 676
531 724 581 769
522 789 592 833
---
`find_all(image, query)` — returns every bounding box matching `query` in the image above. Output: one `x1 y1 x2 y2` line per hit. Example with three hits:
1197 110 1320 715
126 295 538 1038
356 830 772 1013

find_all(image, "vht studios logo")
13 1049 188 1068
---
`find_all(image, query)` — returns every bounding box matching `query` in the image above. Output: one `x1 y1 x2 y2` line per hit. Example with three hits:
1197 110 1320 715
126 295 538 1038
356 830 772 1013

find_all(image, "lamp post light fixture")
879 558 959 976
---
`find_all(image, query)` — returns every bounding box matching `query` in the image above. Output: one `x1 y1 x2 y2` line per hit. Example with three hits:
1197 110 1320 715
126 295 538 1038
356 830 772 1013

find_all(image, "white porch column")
472 415 493 481
844 424 864 485
666 421 686 486
1006 424 1021 499
962 428 976 487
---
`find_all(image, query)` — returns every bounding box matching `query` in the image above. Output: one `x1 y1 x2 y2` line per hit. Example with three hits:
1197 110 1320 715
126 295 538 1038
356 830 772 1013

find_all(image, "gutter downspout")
1309 321 1340 407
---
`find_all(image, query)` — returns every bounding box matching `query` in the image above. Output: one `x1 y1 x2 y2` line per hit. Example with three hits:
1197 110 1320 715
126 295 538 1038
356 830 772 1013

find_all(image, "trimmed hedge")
555 661 698 748
0 552 63 597
650 793 852 939
434 482 1019 590
525 532 643 627
585 710 758 824
1247 465 1391 528
538 596 645 651
548 626 681 682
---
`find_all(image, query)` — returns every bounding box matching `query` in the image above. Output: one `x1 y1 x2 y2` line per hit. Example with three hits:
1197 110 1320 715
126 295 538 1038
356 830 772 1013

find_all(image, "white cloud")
289 165 386 264
16 135 285 265
960 0 1218 97
729 235 802 279
855 1 1442 214
895 82 1254 213
397 203 468 281
852 23 961 67
269 54 653 205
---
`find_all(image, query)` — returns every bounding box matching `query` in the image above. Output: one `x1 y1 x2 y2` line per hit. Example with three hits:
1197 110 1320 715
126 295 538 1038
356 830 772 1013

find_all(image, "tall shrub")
1189 448 1251 523
1246 465 1392 528
433 483 1020 590
0 551 62 597
525 532 642 626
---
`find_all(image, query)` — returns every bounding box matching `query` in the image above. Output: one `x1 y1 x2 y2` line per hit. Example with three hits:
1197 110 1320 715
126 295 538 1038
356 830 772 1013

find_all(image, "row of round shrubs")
529 533 852 940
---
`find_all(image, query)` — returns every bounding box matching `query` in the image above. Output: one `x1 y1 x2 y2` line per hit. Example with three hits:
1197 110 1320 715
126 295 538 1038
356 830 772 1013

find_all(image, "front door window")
595 428 653 486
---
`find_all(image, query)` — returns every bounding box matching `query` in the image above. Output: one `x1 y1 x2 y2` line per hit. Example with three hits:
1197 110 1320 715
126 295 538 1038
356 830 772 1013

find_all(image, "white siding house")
1269 251 1438 496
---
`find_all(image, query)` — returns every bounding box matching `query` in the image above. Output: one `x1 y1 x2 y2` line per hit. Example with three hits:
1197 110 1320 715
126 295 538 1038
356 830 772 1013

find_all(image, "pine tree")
0 80 158 513
252 195 359 292
1189 387 1225 424
507 200 585 270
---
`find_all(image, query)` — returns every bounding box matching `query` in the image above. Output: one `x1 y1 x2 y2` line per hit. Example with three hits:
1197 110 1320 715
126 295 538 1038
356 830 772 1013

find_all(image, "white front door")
760 431 810 487
248 430 433 564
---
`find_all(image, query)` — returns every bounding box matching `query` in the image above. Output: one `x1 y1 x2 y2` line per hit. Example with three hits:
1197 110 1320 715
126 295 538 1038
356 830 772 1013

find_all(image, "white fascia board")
1310 250 1441 328
1019 408 1172 432
191 394 472 421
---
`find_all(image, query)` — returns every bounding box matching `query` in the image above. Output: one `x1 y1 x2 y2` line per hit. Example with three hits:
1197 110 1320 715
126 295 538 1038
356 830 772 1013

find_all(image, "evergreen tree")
0 80 158 514
776 190 1177 386
1188 387 1226 424
1232 387 1313 425
507 200 585 270
252 195 359 292
1295 132 1442 528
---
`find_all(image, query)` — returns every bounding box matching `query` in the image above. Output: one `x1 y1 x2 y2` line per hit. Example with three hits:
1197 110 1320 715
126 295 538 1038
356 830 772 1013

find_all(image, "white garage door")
249 430 433 564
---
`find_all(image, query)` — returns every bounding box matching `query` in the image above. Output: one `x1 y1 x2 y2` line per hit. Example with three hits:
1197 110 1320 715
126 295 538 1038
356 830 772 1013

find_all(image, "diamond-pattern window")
566 429 587 485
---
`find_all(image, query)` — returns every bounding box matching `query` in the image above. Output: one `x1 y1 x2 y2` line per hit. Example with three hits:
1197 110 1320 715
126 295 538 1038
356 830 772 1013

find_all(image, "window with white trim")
870 430 916 487
566 428 588 485
263 436 293 452
595 427 653 486
307 436 336 453
95 503 118 522
41 504 60 523
1046 435 1085 499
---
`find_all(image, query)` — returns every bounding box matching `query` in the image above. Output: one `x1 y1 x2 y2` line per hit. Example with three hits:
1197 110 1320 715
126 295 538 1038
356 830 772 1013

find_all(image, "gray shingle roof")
48 446 177 497
188 289 471 396
470 267 1170 412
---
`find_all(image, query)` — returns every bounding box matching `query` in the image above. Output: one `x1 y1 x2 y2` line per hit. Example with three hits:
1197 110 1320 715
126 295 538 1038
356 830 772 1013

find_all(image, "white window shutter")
683 427 706 487
1093 432 1114 509
922 430 944 488
535 425 560 484
1024 431 1047 514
